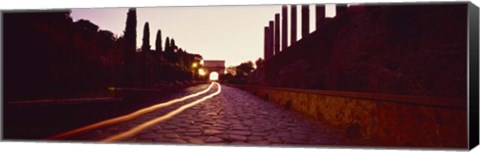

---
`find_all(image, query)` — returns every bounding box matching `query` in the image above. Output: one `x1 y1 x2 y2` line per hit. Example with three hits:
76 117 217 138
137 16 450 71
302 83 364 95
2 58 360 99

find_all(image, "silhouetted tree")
98 30 115 50
220 62 254 84
141 22 151 87
76 19 99 32
141 22 150 52
155 29 162 52
165 37 177 63
171 38 177 52
165 37 171 53
236 61 255 77
125 8 137 49
4 9 205 101
123 8 137 86
255 58 264 69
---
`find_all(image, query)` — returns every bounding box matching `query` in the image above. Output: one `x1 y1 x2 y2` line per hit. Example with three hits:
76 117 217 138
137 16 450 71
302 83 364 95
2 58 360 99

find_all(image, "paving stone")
275 132 292 138
284 139 309 145
137 132 159 140
228 119 242 124
205 136 224 143
230 126 250 131
247 135 265 141
204 129 223 135
228 130 252 136
166 138 187 144
291 129 309 135
228 134 248 141
152 136 169 142
210 116 225 119
248 140 271 145
242 120 255 125
206 112 217 116
291 133 309 140
173 128 186 132
184 132 202 136
211 124 229 130
176 123 191 128
251 131 269 136
161 125 178 130
196 123 211 129
231 141 248 145
154 129 171 134
186 138 205 144
265 136 282 143
164 133 179 139
77 85 371 146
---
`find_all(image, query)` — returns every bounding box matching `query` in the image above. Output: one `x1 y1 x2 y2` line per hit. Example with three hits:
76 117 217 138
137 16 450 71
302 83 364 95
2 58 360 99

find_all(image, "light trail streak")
101 82 222 142
47 82 215 140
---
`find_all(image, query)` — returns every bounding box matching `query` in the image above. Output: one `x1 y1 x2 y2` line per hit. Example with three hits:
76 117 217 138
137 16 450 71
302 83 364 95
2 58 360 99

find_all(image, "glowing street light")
209 72 219 81
192 62 198 68
198 68 207 76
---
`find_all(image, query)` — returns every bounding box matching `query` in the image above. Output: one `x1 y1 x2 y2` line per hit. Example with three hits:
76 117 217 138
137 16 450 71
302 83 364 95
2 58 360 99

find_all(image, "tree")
255 58 264 69
171 38 177 52
236 61 254 76
123 8 137 86
155 29 162 52
141 22 150 52
98 30 115 50
165 37 171 53
124 8 136 51
76 19 99 32
140 22 150 87
165 37 177 63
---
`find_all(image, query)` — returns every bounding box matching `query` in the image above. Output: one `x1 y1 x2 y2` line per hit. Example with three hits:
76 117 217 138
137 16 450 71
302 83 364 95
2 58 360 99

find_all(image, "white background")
1 0 479 152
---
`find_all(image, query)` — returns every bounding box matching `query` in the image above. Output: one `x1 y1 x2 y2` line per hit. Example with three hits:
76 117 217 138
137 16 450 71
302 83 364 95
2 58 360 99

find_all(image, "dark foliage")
3 9 202 101
141 22 150 52
222 61 255 84
155 29 162 52
123 8 137 87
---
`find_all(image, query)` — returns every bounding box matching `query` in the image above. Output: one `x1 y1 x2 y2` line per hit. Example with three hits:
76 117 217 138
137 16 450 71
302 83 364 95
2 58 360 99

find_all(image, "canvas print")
2 2 476 149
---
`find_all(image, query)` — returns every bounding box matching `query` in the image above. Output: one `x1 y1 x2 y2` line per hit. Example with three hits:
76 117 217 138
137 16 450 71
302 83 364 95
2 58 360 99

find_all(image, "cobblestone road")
65 83 370 146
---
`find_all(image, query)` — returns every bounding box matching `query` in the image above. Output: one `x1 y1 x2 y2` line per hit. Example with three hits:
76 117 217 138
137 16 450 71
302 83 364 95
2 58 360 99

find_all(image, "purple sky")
71 4 336 67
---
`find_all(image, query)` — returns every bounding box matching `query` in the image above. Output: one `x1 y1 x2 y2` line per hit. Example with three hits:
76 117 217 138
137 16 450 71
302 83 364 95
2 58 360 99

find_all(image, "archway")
209 72 219 81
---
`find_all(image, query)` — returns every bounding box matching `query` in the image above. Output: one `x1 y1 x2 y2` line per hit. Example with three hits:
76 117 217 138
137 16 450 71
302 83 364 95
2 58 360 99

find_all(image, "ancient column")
301 5 309 38
281 5 288 50
264 26 269 60
336 4 348 17
274 13 280 55
290 5 297 45
269 21 274 56
316 4 325 29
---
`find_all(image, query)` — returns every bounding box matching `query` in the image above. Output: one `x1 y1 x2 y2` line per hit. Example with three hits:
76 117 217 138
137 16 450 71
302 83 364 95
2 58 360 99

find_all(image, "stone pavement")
67 83 372 146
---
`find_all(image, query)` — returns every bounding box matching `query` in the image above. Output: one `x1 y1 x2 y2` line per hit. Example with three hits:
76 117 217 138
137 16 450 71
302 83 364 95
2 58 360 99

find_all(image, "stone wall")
231 85 467 148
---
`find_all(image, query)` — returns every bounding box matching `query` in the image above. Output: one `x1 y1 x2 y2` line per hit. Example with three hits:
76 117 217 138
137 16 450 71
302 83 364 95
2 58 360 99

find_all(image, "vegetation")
4 9 202 101
222 61 255 84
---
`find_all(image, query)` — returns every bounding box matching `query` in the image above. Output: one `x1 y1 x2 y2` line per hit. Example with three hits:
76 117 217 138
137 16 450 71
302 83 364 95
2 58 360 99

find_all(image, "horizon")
70 4 337 67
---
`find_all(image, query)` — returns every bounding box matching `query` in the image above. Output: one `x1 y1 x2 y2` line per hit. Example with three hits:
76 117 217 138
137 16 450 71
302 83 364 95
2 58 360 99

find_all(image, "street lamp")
198 68 207 76
192 62 198 68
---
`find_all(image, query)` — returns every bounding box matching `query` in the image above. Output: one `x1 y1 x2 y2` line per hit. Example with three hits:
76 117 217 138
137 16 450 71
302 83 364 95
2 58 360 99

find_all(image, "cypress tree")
123 8 136 86
170 38 176 52
155 29 162 52
165 37 170 53
140 22 150 87
124 8 136 52
141 22 150 52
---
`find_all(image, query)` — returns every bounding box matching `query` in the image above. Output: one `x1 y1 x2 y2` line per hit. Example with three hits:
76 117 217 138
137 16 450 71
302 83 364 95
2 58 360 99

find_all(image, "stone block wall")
232 85 467 148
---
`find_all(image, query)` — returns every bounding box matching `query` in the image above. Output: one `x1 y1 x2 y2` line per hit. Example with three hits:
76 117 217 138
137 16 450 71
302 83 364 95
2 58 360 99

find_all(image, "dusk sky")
71 4 336 67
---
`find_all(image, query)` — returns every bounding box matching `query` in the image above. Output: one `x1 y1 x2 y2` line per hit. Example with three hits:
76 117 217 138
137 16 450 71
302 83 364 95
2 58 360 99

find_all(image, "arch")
209 72 219 81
